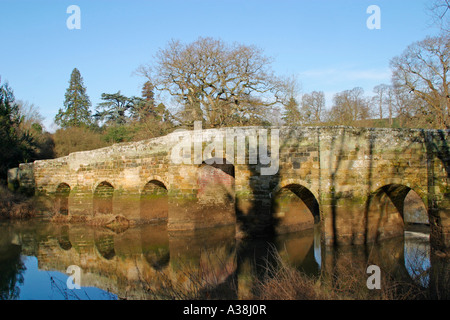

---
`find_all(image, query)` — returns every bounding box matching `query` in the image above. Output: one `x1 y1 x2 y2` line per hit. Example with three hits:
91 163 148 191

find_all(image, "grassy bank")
0 185 37 220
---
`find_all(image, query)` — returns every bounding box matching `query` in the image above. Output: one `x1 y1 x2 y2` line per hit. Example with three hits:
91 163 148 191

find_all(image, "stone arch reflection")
57 225 72 251
366 184 432 287
94 230 116 260
144 247 170 271
140 224 170 272
274 228 321 277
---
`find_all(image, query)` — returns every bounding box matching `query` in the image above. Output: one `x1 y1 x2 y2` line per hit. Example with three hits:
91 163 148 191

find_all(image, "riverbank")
0 185 36 220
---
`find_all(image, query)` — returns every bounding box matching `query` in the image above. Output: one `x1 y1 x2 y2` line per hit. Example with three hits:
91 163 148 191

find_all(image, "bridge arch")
365 184 429 243
140 175 169 192
55 183 71 215
271 182 321 234
93 181 114 215
140 179 169 222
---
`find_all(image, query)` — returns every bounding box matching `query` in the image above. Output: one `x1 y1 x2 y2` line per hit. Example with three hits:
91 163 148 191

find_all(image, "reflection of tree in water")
0 243 26 300
404 232 431 288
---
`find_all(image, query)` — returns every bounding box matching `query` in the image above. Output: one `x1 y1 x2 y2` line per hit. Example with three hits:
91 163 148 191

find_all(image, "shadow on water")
0 218 445 300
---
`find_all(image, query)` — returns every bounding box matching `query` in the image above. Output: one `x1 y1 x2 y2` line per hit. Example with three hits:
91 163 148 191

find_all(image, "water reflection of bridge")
1 220 443 299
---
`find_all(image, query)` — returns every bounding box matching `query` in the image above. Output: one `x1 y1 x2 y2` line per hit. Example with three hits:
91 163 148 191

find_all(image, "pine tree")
0 80 35 180
142 81 155 105
95 91 138 125
282 97 301 126
133 81 156 121
134 81 172 125
55 68 92 128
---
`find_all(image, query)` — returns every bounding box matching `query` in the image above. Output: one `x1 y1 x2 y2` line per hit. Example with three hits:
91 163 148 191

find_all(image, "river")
0 219 444 300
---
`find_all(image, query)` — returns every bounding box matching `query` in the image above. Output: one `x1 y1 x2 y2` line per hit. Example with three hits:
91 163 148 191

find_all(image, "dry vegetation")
253 248 449 300
0 185 36 220
132 245 449 300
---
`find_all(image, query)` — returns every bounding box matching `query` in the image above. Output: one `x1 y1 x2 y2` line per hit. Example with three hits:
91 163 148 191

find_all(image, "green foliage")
102 125 134 144
95 83 175 143
0 81 36 181
136 80 156 120
31 122 42 133
55 68 92 128
282 97 301 126
95 91 140 126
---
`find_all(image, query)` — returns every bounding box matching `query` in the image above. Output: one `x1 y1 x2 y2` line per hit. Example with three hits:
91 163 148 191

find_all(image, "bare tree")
392 84 435 128
390 35 450 129
428 0 450 33
137 37 289 128
300 91 325 124
372 84 388 121
16 100 45 130
327 87 371 125
385 85 396 126
371 84 397 126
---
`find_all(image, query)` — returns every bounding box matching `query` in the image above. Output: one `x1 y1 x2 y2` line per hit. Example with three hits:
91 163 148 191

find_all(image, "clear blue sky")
0 0 441 131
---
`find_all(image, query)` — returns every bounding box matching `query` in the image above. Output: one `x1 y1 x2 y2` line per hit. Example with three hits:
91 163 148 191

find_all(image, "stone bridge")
8 126 450 251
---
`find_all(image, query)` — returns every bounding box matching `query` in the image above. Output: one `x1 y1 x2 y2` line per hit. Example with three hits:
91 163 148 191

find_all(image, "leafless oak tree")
300 91 325 124
326 87 371 125
137 37 289 128
428 0 450 33
390 35 450 129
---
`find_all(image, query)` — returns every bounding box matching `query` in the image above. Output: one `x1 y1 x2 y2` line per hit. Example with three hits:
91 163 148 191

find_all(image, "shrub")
0 185 36 220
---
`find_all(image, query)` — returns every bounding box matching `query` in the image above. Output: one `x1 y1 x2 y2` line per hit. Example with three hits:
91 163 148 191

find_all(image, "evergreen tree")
132 81 156 121
55 68 92 128
95 91 138 125
282 97 301 126
142 81 155 105
0 80 35 180
135 81 172 124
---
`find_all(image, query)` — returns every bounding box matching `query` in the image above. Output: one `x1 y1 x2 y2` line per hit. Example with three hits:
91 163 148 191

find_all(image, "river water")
0 219 443 300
